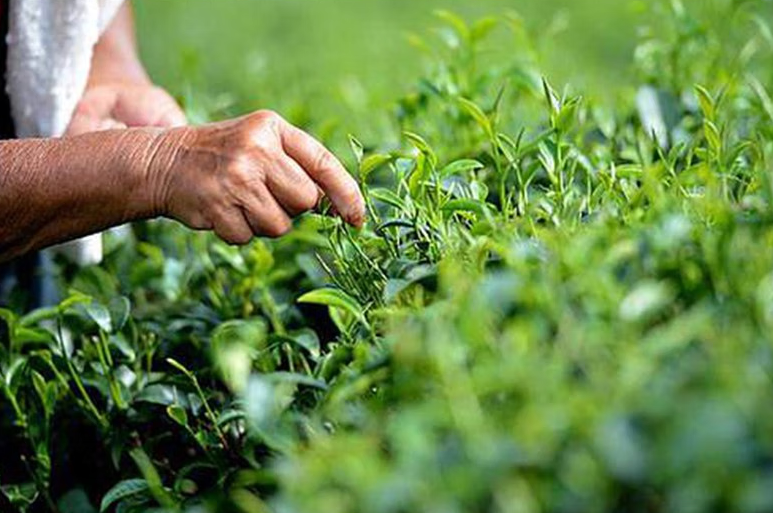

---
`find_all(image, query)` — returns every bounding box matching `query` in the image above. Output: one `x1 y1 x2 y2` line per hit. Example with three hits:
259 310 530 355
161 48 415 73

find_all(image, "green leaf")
434 10 470 42
264 372 328 391
166 358 193 378
704 120 722 157
471 17 498 42
129 449 176 508
1 482 39 508
404 131 438 167
85 301 112 333
167 404 189 427
13 327 55 346
694 84 715 121
554 96 582 132
135 384 181 406
57 291 92 313
0 308 17 327
348 135 365 165
31 371 56 417
749 76 773 125
456 97 493 138
440 159 485 178
370 188 407 210
298 288 368 327
100 479 150 512
18 306 58 327
360 154 394 178
269 329 321 360
542 77 561 114
108 297 131 333
211 319 268 393
442 199 489 217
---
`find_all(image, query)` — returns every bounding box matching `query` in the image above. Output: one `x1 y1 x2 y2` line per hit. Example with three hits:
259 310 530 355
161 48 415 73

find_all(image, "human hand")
66 83 187 135
143 110 365 243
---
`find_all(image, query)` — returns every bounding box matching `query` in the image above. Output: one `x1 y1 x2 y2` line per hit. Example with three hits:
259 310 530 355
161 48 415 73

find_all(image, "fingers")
157 106 188 129
164 110 364 245
212 209 254 246
277 119 365 226
213 186 293 244
66 85 186 136
153 96 188 128
99 119 129 131
66 115 128 136
65 115 100 137
266 156 322 215
115 86 187 128
241 190 293 238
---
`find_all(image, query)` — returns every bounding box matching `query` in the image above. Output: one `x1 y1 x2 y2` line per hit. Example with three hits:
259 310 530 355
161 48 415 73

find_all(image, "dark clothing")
0 0 13 139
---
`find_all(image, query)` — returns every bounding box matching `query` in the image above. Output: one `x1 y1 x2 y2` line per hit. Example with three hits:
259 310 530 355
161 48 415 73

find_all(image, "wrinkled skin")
0 110 365 261
67 83 187 134
65 4 187 135
0 4 364 262
149 110 365 243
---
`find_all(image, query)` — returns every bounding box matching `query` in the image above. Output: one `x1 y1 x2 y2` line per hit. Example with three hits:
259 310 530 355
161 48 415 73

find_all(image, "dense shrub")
2 1 773 512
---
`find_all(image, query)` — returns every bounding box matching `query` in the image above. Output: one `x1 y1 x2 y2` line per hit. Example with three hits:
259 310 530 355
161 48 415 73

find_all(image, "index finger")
278 120 365 227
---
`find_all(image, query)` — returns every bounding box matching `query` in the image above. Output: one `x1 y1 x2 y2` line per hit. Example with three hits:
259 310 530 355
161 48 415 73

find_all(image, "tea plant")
2 1 773 512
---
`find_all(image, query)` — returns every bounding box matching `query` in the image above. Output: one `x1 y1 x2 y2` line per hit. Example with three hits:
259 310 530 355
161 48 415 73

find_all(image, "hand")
66 83 187 136
145 110 365 243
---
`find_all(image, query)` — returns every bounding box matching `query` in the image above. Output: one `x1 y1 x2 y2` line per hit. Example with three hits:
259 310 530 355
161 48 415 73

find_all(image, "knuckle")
312 149 336 174
238 125 281 157
263 219 292 239
249 140 280 162
297 196 317 213
339 185 362 211
220 230 253 246
227 159 265 189
188 214 213 231
298 184 321 211
251 109 284 129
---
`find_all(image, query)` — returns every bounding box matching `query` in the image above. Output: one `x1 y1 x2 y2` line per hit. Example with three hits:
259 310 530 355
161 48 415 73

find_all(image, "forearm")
0 130 161 261
89 2 149 86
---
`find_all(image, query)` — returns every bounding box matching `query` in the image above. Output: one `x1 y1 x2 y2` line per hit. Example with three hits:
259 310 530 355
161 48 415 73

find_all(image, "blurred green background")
134 0 642 118
134 0 747 132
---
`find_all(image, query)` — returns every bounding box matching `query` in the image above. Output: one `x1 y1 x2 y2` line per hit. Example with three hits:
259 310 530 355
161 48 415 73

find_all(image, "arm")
1 111 365 262
67 2 186 135
0 129 159 260
88 2 150 87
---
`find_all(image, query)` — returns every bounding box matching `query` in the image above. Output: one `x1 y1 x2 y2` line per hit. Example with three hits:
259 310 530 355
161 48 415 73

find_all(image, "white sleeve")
7 0 100 138
7 0 126 266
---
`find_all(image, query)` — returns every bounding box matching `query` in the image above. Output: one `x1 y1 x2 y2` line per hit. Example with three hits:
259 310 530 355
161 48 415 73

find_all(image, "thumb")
65 114 127 136
156 103 188 128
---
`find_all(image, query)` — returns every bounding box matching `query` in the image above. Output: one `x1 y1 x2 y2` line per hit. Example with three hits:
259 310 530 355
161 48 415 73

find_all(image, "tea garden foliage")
3 1 773 512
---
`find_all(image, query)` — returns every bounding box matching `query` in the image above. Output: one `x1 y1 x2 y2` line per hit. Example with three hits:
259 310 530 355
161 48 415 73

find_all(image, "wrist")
128 126 192 219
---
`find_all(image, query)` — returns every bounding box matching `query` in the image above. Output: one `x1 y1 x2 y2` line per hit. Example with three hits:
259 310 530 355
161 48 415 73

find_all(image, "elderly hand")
66 82 187 135
144 110 365 243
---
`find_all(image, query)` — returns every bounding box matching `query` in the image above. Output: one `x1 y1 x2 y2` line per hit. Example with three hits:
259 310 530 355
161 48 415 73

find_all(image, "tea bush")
2 1 773 512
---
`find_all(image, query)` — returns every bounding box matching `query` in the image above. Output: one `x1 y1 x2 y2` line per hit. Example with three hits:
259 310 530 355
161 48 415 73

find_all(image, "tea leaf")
298 289 368 327
167 404 189 427
440 159 485 178
456 97 494 138
100 479 150 512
